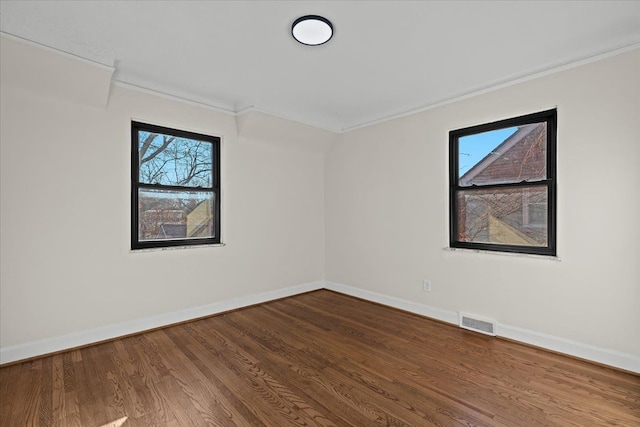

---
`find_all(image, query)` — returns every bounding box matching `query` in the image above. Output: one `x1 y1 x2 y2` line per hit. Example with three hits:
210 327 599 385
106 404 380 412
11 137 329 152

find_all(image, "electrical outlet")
423 279 431 292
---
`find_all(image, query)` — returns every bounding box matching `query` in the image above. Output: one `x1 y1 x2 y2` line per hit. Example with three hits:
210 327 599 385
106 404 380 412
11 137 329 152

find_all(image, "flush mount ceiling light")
291 15 333 46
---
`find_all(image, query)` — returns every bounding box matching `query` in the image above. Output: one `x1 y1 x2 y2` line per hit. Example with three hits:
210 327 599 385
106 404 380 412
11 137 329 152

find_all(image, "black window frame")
131 121 221 250
449 109 557 256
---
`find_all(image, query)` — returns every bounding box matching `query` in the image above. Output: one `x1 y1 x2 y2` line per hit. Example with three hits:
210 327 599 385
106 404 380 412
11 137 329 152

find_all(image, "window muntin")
132 122 221 249
449 110 556 256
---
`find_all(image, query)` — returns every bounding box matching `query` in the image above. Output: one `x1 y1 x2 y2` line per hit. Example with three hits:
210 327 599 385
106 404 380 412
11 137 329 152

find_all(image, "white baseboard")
497 324 640 374
3 280 639 373
323 281 640 373
0 281 324 365
324 281 459 324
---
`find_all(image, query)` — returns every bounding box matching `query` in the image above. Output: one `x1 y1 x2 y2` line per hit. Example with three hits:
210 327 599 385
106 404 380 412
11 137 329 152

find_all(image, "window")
449 109 556 256
131 122 221 249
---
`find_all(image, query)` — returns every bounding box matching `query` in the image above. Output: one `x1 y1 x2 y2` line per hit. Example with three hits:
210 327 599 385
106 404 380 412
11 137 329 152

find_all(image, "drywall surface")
2 34 639 367
0 36 329 349
325 48 640 357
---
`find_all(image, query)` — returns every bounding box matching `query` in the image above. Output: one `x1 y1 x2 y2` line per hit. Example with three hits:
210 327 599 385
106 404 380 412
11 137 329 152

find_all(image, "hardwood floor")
1 290 638 426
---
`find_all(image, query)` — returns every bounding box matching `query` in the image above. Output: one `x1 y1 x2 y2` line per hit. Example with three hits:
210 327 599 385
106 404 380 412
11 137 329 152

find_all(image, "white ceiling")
2 1 640 132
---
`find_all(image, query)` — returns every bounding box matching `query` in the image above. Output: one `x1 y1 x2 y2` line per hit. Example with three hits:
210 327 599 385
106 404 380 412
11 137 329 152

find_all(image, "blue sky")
458 127 517 177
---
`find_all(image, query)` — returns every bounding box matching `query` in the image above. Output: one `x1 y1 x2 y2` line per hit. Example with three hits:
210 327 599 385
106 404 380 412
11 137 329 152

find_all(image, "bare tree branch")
141 136 175 164
139 133 158 161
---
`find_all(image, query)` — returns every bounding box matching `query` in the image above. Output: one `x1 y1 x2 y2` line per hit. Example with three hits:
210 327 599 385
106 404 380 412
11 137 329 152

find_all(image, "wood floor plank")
37 357 54 426
237 304 493 426
125 335 182 425
215 311 375 426
51 355 66 423
181 320 319 426
187 321 337 427
165 327 269 427
108 340 147 420
23 361 44 426
1 290 638 426
263 297 515 424
257 299 498 426
74 345 115 426
175 325 278 426
153 328 255 426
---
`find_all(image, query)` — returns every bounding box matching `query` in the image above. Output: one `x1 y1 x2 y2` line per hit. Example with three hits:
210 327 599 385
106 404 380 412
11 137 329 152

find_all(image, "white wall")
0 37 331 356
325 48 640 360
2 35 639 370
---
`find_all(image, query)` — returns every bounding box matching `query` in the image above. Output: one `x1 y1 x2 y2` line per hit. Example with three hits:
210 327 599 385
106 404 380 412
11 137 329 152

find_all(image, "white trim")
236 106 337 133
4 280 638 373
118 41 640 135
113 81 237 116
323 281 640 373
341 42 640 133
118 83 341 133
129 243 226 253
497 324 640 374
3 31 638 135
0 281 323 365
114 84 341 133
0 31 115 71
323 281 459 324
443 247 561 262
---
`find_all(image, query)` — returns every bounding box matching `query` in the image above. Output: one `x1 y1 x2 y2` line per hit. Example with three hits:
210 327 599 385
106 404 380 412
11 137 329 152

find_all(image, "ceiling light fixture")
291 15 333 46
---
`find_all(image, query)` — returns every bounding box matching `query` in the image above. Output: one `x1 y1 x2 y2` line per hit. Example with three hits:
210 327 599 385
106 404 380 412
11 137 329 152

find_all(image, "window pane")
459 122 546 186
138 131 213 188
456 187 548 246
138 189 215 241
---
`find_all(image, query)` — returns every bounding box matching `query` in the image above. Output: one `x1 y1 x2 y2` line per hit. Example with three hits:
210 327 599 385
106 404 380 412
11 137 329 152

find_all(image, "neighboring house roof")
186 199 212 238
157 223 187 239
487 215 538 245
189 221 212 238
460 124 542 186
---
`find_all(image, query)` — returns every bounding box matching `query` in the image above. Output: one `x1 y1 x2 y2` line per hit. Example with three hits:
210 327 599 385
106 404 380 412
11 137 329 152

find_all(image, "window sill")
443 247 560 261
131 243 226 253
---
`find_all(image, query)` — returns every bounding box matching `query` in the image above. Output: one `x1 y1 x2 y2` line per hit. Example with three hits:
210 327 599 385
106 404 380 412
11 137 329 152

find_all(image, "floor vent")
459 313 496 336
